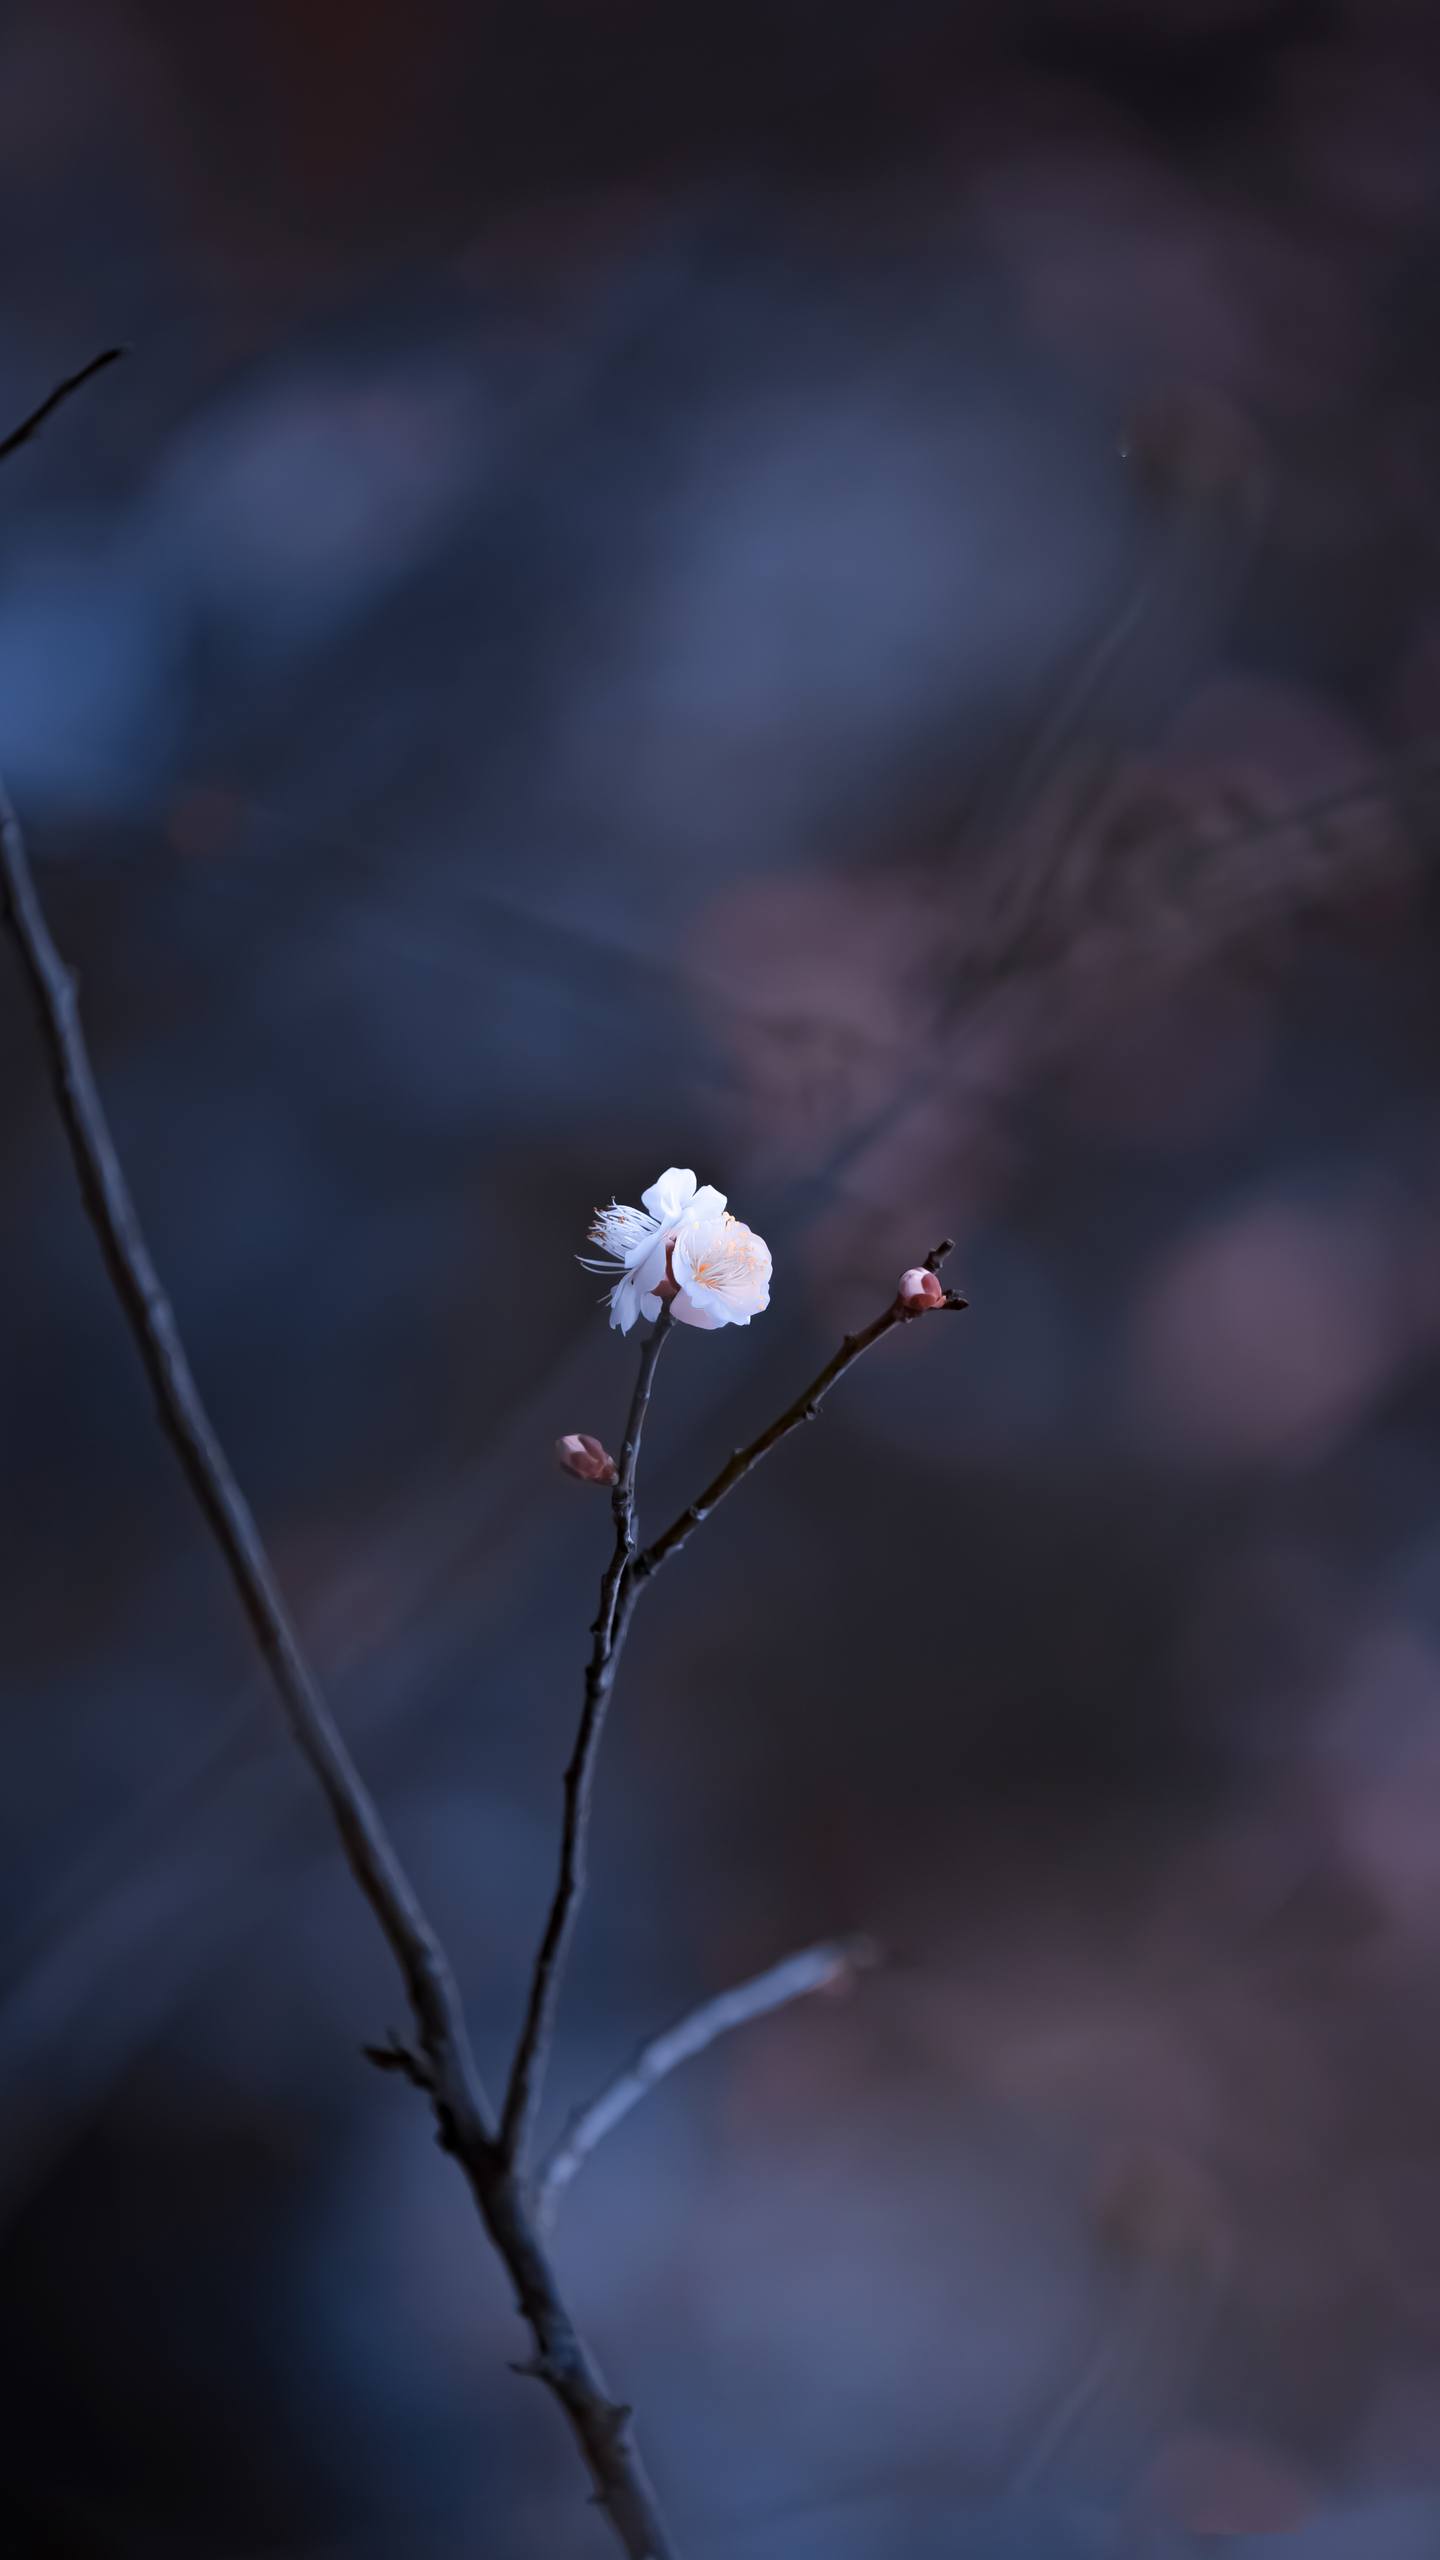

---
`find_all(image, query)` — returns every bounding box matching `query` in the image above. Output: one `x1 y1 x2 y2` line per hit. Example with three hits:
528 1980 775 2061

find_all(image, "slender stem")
635 1245 965 1585
539 1934 880 2225
0 776 491 2143
501 1305 673 2164
507 1247 963 2193
0 347 126 464
0 774 679 2560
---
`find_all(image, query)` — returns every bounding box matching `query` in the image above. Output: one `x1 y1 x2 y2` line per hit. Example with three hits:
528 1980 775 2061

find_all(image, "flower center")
691 1226 765 1291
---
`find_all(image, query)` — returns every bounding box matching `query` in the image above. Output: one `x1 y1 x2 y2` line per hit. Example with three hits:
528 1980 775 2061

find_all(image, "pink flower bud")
897 1267 946 1312
556 1432 617 1485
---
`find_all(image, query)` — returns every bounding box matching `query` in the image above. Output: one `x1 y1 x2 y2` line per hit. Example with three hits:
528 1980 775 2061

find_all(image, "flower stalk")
502 1303 674 2162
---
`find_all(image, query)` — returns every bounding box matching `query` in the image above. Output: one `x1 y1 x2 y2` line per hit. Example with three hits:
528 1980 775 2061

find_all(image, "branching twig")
0 347 126 465
0 771 679 2558
539 1933 881 2225
635 1241 965 1583
505 1244 964 2190
502 1304 674 2163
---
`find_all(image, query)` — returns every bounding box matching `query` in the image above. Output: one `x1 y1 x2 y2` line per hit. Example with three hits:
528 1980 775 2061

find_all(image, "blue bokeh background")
7 2 1440 2552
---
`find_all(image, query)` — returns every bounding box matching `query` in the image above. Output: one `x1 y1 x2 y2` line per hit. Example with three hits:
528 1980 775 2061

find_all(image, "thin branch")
0 347 126 464
0 774 491 2140
502 1303 674 2163
539 1934 881 2225
506 1244 964 2193
0 776 679 2559
635 1241 966 1584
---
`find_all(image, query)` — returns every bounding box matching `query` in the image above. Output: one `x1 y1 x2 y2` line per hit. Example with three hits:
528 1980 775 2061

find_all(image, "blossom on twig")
581 1164 771 1333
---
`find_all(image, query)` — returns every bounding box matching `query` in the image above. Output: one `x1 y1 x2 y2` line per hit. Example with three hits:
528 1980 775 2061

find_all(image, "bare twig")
0 347 125 464
539 1934 881 2225
0 772 679 2559
0 774 492 2139
502 1303 674 2163
505 1243 963 2190
362 2031 434 2091
636 1241 965 1584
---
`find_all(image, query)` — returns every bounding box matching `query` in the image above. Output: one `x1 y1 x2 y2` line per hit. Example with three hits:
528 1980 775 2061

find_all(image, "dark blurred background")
6 0 1440 2552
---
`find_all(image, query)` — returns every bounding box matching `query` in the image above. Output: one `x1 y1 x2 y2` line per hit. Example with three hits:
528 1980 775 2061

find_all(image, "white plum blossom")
582 1166 772 1334
668 1204 773 1330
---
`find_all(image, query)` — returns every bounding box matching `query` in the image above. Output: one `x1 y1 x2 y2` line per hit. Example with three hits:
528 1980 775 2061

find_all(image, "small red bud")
896 1267 946 1312
556 1432 618 1484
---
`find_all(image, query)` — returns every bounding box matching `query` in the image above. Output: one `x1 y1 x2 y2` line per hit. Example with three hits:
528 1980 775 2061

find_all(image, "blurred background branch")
0 347 125 466
539 1932 881 2227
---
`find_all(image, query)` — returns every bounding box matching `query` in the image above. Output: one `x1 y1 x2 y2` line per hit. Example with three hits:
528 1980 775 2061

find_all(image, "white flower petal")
609 1231 671 1331
672 1289 726 1329
641 1167 698 1224
631 1232 670 1300
687 1183 728 1224
608 1271 642 1332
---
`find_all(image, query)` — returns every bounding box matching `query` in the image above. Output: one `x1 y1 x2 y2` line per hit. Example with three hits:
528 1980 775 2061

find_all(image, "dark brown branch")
539 1934 881 2225
0 347 126 464
0 778 679 2560
502 1303 674 2164
635 1242 965 1584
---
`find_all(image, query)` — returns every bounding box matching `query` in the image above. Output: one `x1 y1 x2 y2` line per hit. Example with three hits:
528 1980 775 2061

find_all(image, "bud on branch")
896 1266 947 1312
556 1432 618 1485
